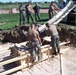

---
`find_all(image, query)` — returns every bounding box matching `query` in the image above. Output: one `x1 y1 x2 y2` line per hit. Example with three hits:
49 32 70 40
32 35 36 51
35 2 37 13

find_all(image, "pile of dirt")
58 25 76 47
0 25 29 43
0 24 76 46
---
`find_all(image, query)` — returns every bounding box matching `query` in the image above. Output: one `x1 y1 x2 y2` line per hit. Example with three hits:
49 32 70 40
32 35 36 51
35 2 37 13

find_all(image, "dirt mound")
0 25 76 46
58 25 76 47
1 25 29 43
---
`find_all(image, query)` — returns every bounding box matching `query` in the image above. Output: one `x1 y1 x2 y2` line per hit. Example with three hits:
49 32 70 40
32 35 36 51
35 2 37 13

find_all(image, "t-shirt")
19 5 25 13
28 29 39 42
33 6 40 13
48 25 58 36
25 4 34 13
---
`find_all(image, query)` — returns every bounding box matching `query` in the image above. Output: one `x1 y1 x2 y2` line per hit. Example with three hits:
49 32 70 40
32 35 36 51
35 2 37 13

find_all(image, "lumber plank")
0 41 70 66
0 41 70 75
0 54 30 66
59 41 70 46
0 66 23 75
41 41 70 53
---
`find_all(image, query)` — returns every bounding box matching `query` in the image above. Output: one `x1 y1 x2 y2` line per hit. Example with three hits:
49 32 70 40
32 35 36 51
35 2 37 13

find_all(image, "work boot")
52 52 57 55
57 50 60 54
52 50 57 55
31 57 35 63
23 22 25 25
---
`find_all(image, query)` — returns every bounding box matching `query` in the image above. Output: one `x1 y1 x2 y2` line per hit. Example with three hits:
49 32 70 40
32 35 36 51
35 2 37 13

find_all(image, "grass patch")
0 13 49 29
0 13 75 30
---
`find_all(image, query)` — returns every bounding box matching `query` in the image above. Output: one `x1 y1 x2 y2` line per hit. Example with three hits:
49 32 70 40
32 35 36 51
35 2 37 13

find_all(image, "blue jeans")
51 35 60 54
31 41 41 61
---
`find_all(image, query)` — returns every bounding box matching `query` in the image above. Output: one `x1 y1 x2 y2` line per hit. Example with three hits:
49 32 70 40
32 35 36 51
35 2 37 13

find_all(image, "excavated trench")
0 24 76 75
0 24 76 46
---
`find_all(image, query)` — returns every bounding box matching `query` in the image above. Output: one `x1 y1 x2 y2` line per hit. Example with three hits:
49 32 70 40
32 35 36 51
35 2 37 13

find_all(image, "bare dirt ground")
0 9 49 14
0 43 76 75
0 9 60 14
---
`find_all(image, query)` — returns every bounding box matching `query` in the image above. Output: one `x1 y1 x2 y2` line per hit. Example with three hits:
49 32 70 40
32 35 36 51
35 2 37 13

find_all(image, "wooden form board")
0 41 70 75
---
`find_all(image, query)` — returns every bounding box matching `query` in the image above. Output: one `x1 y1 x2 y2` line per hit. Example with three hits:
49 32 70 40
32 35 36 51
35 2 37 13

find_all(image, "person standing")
48 1 60 19
25 2 35 24
33 3 40 21
61 1 66 9
45 23 60 55
28 24 42 62
19 3 25 25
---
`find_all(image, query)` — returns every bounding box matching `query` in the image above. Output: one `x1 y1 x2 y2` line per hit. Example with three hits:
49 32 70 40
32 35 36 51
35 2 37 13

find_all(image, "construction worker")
25 2 35 24
33 3 40 21
19 3 25 25
48 1 60 19
45 23 60 55
61 1 66 9
28 24 42 62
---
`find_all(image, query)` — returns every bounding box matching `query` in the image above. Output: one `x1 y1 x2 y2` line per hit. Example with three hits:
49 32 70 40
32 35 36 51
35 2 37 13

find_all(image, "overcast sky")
0 0 56 2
